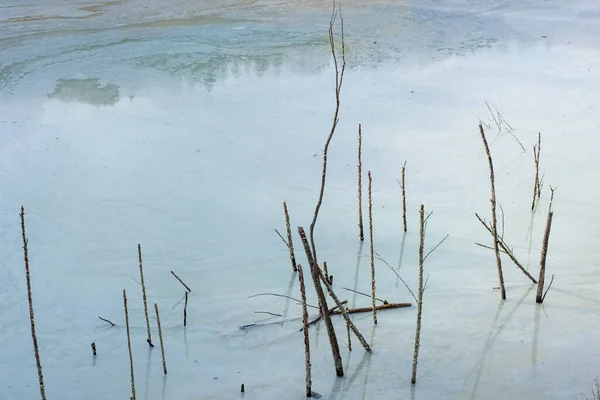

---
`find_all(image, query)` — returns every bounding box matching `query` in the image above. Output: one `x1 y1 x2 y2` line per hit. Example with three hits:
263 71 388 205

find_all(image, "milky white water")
1 1 600 399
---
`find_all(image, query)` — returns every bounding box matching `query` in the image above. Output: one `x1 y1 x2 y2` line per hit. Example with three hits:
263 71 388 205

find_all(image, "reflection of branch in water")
532 304 542 373
281 272 297 325
331 351 371 400
360 324 377 400
353 242 365 308
396 232 407 289
468 285 534 399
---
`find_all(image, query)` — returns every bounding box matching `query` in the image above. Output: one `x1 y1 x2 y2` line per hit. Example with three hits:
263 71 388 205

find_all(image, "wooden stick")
479 123 506 300
402 161 407 232
536 211 554 303
138 244 154 347
358 123 364 241
411 204 425 385
123 289 136 400
309 2 346 266
368 171 377 324
331 302 412 315
170 270 192 292
297 265 312 397
183 291 188 327
91 342 97 356
283 201 298 272
346 314 352 351
542 274 555 302
342 287 387 304
98 316 116 327
298 226 344 376
475 214 537 283
305 300 348 329
154 304 167 374
20 206 46 400
531 132 541 210
316 265 372 352
323 261 330 284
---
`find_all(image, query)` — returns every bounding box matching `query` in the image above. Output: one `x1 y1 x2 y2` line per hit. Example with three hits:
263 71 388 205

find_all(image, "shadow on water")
144 347 153 400
352 242 365 308
396 232 408 289
330 350 372 400
281 271 297 326
532 303 542 374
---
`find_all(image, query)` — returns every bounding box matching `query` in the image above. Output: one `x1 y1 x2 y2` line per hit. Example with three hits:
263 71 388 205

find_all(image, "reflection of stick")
154 304 167 374
20 206 47 400
123 289 136 400
183 292 188 327
475 214 537 283
479 123 506 300
283 202 297 272
170 270 192 292
411 205 425 385
402 161 407 232
297 265 312 397
358 124 364 241
98 316 116 327
536 211 554 303
331 303 411 314
138 244 154 347
368 171 376 324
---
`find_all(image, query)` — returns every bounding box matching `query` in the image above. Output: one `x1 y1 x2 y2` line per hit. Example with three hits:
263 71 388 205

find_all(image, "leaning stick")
20 206 46 400
479 123 506 300
138 244 153 347
123 289 136 400
305 300 348 329
402 161 407 232
283 201 297 271
368 171 377 324
297 265 312 397
536 211 554 303
170 270 192 292
358 124 364 241
316 265 372 352
411 204 425 385
98 316 116 327
331 302 412 315
475 214 537 283
298 226 344 376
154 304 167 374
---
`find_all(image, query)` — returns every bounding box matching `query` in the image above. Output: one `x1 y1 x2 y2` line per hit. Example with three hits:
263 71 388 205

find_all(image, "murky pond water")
1 1 600 399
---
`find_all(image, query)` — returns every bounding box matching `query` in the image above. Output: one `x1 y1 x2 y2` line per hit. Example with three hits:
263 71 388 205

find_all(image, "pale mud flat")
0 1 600 399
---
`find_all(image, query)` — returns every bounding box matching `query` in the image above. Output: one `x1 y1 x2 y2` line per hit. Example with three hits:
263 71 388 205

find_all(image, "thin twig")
423 234 449 261
98 316 116 327
275 229 290 249
283 201 297 272
247 293 319 310
358 124 364 241
138 244 153 347
402 161 407 232
170 270 192 292
20 207 46 400
531 132 541 210
342 287 387 304
541 274 555 302
254 311 283 317
373 252 417 302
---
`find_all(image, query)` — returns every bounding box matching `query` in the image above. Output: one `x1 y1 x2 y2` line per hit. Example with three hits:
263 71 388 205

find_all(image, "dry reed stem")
536 211 554 303
316 266 372 352
183 291 188 327
91 342 97 356
411 205 425 385
475 213 537 283
298 226 344 376
123 289 136 400
368 171 377 324
346 314 352 351
170 270 192 292
358 124 364 241
531 132 541 210
402 161 407 232
98 316 116 326
138 244 153 347
154 304 167 374
297 265 312 397
331 303 412 315
283 201 298 271
309 2 345 265
20 206 46 400
479 123 506 300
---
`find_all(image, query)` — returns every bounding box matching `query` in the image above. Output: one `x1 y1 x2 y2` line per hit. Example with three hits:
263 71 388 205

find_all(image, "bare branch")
423 234 449 261
247 293 319 309
374 251 417 302
541 274 555 302
275 228 291 249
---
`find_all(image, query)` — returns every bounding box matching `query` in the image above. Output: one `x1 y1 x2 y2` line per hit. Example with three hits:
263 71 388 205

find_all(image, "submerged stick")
308 2 346 266
479 123 506 300
317 266 371 352
531 132 541 210
98 316 116 327
536 211 554 303
91 342 97 356
170 270 192 292
298 226 344 376
123 289 136 400
331 303 412 315
283 201 298 272
402 161 407 232
183 291 188 327
358 124 364 241
20 206 46 400
411 205 425 385
154 304 167 374
475 214 537 283
297 265 312 397
138 244 154 347
368 171 377 324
